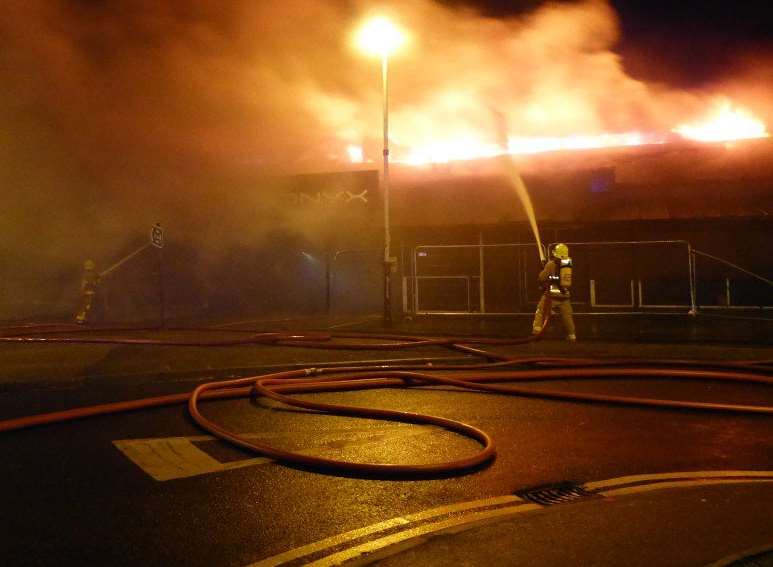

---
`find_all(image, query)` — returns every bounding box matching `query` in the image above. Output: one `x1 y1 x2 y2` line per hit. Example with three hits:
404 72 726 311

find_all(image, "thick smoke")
0 0 768 319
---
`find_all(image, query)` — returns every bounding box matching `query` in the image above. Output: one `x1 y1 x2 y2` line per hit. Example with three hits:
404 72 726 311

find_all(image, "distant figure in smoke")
532 243 576 341
75 259 100 325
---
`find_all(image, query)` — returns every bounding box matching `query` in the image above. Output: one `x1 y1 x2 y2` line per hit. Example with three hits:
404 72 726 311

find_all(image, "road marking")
585 470 773 491
113 427 432 481
248 494 523 567
248 470 773 567
113 436 270 481
306 476 773 567
305 503 542 567
599 478 773 497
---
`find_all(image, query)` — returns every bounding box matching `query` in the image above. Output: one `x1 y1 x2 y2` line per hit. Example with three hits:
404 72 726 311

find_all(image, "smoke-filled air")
1 0 770 318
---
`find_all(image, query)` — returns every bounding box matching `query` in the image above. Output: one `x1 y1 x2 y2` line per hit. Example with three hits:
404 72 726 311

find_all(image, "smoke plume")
0 0 769 318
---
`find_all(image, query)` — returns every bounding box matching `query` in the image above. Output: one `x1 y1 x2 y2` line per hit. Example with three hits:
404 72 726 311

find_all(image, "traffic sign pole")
152 223 166 328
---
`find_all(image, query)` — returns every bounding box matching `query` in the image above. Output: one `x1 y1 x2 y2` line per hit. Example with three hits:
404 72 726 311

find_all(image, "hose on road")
2 308 773 477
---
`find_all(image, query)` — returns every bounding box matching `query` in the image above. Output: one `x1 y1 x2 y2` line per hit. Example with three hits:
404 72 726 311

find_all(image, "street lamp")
354 17 406 325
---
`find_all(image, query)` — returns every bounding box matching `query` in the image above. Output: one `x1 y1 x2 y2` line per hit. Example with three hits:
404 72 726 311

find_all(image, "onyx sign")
288 170 380 211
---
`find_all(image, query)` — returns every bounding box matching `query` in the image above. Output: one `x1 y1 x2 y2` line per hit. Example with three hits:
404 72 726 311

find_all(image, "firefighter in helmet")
75 259 100 325
532 243 576 341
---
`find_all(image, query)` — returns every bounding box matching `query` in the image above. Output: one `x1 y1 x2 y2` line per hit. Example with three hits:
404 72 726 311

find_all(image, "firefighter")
532 243 576 341
75 259 100 324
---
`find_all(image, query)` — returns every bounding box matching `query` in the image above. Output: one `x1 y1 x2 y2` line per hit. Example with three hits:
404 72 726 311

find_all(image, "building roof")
389 138 773 226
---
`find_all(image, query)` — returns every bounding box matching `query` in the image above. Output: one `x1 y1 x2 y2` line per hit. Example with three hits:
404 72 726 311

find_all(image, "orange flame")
332 2 772 167
673 99 769 143
397 132 665 165
343 99 769 166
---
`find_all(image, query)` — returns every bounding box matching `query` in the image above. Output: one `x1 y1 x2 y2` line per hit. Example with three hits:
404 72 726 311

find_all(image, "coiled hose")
2 306 772 478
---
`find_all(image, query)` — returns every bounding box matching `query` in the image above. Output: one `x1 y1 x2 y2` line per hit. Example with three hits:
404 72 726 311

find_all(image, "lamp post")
355 17 406 326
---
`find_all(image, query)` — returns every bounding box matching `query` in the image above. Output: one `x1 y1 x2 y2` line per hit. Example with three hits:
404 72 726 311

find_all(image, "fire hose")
1 305 773 478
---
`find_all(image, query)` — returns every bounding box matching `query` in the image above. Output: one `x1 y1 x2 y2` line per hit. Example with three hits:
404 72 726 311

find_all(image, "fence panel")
557 241 693 310
413 244 537 314
480 245 521 314
692 250 773 309
411 240 695 314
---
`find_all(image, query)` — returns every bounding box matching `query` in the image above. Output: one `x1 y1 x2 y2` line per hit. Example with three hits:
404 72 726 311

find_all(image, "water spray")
502 156 546 264
99 242 151 279
490 107 545 263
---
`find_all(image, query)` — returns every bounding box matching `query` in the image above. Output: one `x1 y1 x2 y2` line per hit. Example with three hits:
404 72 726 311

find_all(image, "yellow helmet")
84 259 95 270
552 243 569 260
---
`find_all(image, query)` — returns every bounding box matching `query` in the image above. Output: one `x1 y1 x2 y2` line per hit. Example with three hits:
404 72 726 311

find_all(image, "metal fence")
405 240 771 315
407 243 541 314
691 249 773 311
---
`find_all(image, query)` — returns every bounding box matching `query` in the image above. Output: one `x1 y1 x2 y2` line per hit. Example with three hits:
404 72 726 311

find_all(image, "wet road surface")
1 331 772 566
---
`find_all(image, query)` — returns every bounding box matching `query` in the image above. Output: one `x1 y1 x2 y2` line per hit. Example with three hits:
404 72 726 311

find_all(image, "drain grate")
515 481 598 506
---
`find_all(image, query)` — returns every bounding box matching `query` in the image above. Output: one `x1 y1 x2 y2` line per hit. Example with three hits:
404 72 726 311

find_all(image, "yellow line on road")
585 470 773 491
600 478 773 497
248 495 524 567
305 503 542 567
249 470 773 567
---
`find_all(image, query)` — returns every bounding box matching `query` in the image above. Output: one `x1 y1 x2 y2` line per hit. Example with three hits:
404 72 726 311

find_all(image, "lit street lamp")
354 17 406 325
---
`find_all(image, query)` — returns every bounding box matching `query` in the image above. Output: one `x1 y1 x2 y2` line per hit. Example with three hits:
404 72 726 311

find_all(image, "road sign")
150 223 164 248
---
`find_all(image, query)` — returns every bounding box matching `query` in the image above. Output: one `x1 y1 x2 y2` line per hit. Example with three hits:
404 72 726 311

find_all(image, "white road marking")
113 436 270 481
113 427 433 481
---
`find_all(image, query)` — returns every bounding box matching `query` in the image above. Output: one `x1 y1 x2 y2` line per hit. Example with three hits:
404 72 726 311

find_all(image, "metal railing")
411 243 539 315
590 279 635 308
691 249 773 311
552 241 696 313
413 275 479 313
407 239 772 315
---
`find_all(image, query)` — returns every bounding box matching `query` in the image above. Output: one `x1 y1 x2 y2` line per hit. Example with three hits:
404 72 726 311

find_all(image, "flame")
398 132 665 165
403 136 502 165
330 2 772 167
342 99 770 166
673 99 770 143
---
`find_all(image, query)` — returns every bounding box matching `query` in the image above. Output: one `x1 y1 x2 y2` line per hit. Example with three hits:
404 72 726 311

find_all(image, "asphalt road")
1 330 773 566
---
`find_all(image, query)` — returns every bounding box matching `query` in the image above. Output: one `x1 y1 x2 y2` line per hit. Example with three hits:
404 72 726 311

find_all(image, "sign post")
151 223 165 328
151 223 164 249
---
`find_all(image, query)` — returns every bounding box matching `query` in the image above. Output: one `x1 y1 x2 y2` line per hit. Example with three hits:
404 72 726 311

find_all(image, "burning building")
1 0 772 322
381 136 773 317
